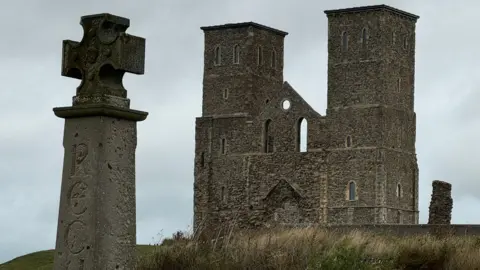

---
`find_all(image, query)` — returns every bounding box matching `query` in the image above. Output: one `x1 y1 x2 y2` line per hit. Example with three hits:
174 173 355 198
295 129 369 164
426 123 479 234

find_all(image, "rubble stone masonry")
194 5 421 236
428 180 453 225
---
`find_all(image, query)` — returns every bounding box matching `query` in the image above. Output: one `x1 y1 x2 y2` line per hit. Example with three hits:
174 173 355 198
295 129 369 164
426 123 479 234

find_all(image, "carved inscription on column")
65 142 91 268
66 258 85 270
68 181 88 215
71 143 89 176
65 220 87 254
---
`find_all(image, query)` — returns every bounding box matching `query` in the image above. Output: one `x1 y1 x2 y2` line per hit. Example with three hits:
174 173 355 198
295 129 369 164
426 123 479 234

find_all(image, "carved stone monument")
53 14 147 270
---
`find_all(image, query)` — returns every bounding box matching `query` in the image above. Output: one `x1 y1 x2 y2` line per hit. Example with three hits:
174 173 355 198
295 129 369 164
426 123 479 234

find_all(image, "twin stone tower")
194 5 419 235
52 4 419 269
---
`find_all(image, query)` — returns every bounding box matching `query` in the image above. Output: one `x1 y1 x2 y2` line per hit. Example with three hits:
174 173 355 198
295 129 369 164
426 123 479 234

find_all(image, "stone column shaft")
54 116 138 269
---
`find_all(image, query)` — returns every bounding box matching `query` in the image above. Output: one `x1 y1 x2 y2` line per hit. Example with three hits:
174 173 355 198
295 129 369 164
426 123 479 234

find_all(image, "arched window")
221 138 226 154
361 28 368 46
223 88 229 100
264 119 273 153
403 36 408 50
396 183 402 198
200 152 205 167
345 135 352 148
271 49 276 68
214 46 221 65
392 32 396 45
348 181 356 201
397 78 401 92
341 31 348 52
297 118 308 152
233 45 240 64
257 46 263 65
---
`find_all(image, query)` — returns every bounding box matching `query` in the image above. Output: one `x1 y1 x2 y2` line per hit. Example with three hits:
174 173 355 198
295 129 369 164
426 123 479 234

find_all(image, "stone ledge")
201 22 288 37
324 5 419 21
53 104 148 121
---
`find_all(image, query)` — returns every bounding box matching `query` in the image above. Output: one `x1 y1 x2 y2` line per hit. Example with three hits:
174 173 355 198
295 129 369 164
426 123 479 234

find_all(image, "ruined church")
194 5 420 233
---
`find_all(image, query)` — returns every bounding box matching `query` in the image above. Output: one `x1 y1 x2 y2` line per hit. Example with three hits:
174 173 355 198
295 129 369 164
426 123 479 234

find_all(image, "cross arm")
111 34 145 75
62 40 82 80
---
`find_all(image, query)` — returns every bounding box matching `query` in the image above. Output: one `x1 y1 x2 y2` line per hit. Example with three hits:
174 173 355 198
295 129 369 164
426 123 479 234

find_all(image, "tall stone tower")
199 22 288 117
194 23 288 233
324 5 420 224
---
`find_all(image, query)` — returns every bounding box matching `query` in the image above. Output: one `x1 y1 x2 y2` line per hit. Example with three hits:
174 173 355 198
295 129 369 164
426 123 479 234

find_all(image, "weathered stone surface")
428 180 453 225
194 5 420 237
320 224 480 237
62 13 145 105
53 13 147 270
54 118 138 270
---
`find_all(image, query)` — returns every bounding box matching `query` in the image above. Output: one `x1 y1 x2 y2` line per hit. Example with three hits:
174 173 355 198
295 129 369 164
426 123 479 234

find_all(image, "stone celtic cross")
53 13 148 270
62 13 145 105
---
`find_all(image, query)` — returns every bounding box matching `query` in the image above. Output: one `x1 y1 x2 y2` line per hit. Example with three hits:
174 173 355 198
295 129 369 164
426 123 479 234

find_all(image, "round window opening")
282 99 291 110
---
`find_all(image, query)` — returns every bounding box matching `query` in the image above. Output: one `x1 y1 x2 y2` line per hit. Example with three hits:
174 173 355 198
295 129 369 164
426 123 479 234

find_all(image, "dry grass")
138 227 480 270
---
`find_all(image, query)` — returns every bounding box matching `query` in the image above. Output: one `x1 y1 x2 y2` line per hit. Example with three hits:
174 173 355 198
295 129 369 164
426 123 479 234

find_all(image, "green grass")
137 228 480 270
0 245 157 270
4 228 480 269
0 250 55 270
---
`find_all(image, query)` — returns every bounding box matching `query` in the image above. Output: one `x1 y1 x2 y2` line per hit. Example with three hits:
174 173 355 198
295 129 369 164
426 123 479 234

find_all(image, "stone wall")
194 5 421 236
428 180 453 225
320 224 480 237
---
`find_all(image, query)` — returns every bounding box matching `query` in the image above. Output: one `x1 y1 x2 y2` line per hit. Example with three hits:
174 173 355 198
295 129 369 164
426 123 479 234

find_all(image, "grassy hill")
3 228 480 269
0 245 156 270
0 249 55 270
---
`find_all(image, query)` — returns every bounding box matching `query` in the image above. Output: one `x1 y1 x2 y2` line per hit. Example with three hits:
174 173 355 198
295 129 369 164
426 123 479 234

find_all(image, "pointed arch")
233 44 240 64
296 117 308 152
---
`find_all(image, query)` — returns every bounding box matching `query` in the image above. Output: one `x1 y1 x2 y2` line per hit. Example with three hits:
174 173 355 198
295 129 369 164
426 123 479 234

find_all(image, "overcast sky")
1 0 479 263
